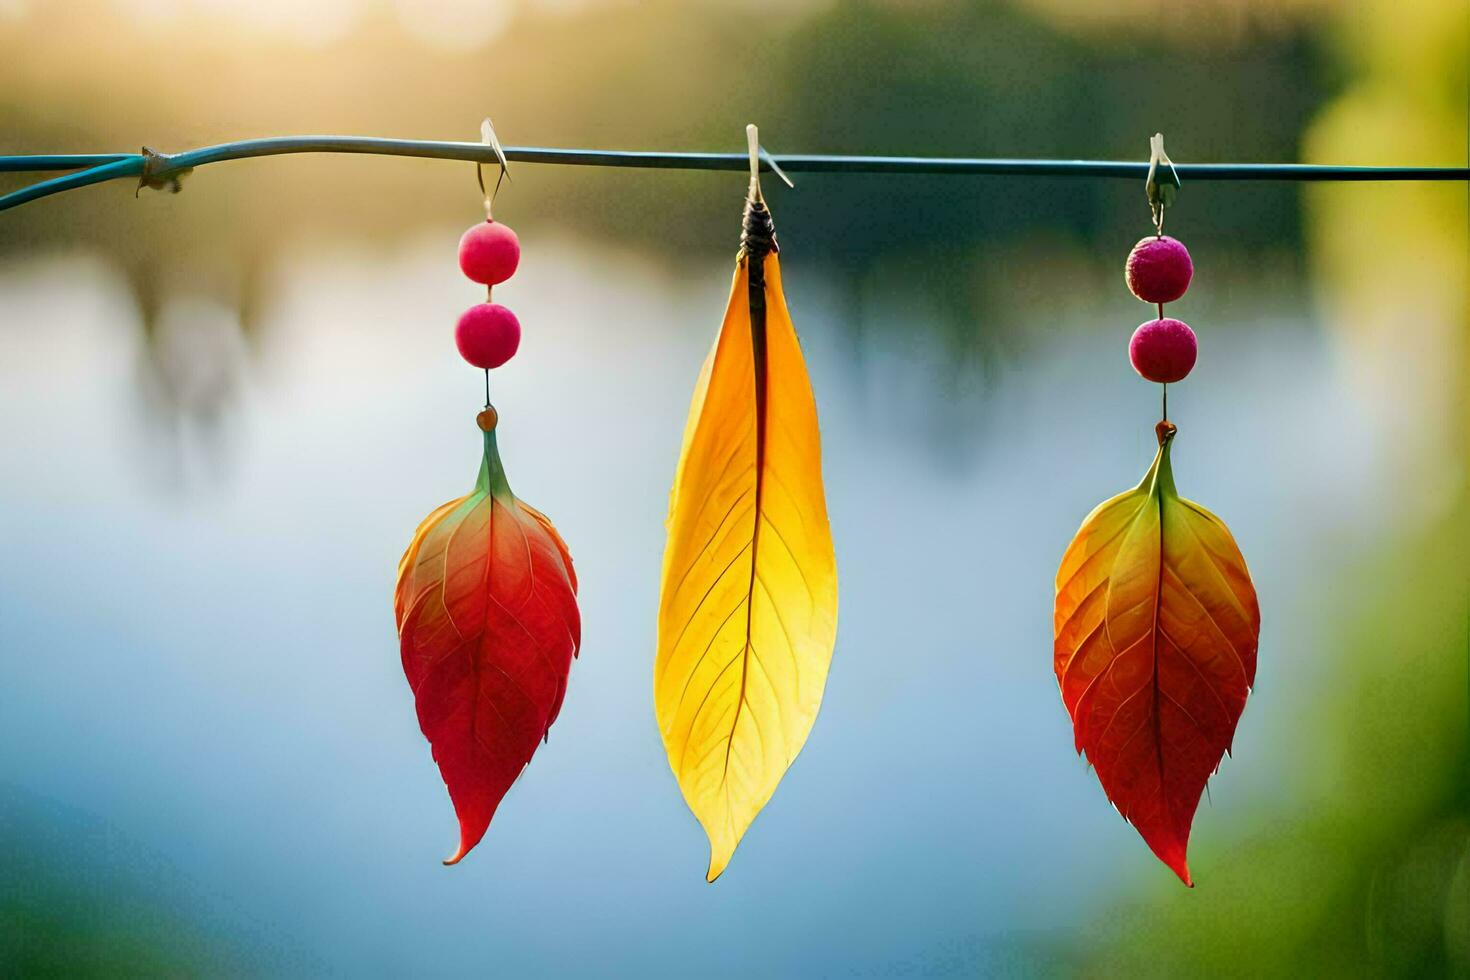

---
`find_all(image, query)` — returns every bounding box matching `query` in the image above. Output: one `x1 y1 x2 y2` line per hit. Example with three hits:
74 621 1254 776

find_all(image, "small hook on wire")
1146 132 1180 236
745 124 794 206
476 117 511 221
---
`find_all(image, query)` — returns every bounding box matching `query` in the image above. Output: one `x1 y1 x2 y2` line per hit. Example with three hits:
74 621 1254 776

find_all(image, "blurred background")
1 0 1466 975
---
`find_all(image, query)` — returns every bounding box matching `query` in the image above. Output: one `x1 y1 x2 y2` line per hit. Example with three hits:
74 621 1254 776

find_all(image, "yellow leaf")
655 203 838 882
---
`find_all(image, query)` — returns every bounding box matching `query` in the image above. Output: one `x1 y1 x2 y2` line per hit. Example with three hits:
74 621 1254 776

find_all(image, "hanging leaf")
1053 421 1259 886
394 417 580 865
655 194 838 881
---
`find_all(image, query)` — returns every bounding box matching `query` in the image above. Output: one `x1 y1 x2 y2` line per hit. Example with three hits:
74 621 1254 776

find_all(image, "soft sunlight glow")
394 0 513 50
111 0 360 44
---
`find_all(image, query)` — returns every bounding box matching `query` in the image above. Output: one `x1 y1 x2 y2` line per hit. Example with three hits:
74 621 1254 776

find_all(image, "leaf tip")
706 847 732 883
1149 833 1194 886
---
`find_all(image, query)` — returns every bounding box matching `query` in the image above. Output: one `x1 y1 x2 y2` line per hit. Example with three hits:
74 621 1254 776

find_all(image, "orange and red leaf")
394 427 580 865
1054 424 1258 885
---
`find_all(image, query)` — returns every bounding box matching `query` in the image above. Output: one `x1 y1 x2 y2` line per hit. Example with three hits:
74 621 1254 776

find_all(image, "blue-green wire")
1 136 1465 214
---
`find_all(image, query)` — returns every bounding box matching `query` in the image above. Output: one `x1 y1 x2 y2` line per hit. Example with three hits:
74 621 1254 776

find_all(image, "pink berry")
1129 317 1197 383
458 220 520 285
455 303 521 369
1125 235 1193 304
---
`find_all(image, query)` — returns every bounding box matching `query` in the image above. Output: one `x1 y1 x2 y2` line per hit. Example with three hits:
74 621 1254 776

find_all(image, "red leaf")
394 426 580 865
1054 425 1259 885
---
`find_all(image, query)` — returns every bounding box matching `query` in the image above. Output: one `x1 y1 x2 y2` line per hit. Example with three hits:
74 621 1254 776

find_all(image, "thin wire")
0 154 136 172
1 136 1465 214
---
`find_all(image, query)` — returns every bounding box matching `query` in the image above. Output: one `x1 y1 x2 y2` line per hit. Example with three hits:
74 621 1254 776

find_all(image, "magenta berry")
458 220 521 285
1125 235 1193 304
1129 317 1197 383
455 303 521 369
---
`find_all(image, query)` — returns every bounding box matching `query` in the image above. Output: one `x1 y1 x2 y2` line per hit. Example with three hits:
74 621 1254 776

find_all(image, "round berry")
1129 317 1197 383
458 220 520 285
455 303 521 369
1125 235 1193 304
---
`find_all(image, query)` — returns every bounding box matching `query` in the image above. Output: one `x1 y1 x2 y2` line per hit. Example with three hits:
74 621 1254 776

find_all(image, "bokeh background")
1 0 1466 975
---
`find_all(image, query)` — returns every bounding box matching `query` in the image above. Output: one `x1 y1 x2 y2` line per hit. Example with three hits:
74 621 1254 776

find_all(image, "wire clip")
136 146 190 196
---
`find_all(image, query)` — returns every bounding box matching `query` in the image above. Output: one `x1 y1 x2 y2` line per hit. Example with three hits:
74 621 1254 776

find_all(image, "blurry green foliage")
0 789 249 976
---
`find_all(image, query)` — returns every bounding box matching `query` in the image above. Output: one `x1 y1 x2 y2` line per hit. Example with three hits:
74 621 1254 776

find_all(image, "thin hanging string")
475 162 506 220
477 118 508 415
1149 137 1170 426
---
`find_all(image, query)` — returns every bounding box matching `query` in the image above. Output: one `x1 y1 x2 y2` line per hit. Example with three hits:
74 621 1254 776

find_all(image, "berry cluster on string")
1125 229 1196 390
455 219 523 371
